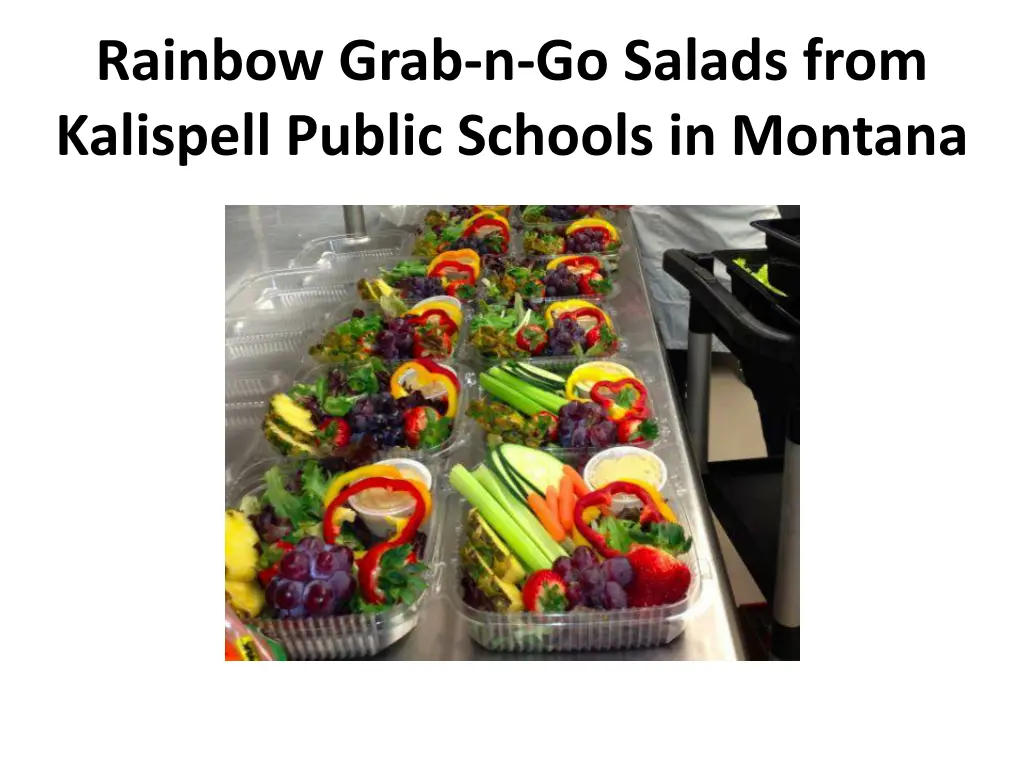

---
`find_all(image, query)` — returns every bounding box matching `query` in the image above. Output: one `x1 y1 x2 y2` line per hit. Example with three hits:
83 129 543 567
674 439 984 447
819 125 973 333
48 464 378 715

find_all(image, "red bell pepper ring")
322 476 427 547
574 481 667 559
331 477 428 605
463 215 510 244
590 378 649 421
428 260 477 282
564 307 608 329
559 256 602 273
411 308 458 336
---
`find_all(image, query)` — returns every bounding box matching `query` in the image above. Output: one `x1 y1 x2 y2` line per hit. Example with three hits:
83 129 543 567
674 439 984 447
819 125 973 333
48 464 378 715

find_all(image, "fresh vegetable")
446 278 475 298
546 255 602 273
515 323 548 355
450 464 552 572
625 546 692 608
473 464 566 563
389 361 459 416
468 400 558 447
479 373 545 416
403 405 451 449
528 491 567 542
487 367 569 413
564 218 621 253
462 211 510 244
522 570 570 613
428 249 481 281
520 205 605 224
564 361 636 400
563 464 589 497
558 475 575 533
323 475 428 545
573 481 669 558
591 378 649 421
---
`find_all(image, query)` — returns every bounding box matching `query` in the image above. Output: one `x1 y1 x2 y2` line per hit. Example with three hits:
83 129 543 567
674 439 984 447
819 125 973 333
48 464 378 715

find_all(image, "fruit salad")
469 296 619 358
481 254 613 301
225 460 433 621
412 207 512 264
468 360 658 450
309 295 463 363
449 447 694 615
358 249 481 303
264 358 458 458
523 218 622 256
518 205 608 224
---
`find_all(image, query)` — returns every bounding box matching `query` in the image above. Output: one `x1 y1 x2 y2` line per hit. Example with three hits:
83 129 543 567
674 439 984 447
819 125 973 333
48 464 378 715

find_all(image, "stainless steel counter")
226 206 745 661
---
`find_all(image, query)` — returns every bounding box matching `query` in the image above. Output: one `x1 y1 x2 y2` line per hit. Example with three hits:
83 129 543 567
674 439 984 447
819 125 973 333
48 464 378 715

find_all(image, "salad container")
478 252 621 305
227 457 446 659
463 355 665 458
519 221 626 259
441 463 705 653
261 359 472 464
516 206 622 226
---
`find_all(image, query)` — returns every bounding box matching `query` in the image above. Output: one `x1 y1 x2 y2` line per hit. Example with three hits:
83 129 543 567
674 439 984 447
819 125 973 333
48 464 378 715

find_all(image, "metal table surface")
226 207 745 660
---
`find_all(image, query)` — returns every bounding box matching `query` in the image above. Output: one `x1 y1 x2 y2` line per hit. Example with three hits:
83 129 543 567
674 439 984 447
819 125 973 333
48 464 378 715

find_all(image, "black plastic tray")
714 248 799 328
752 218 799 261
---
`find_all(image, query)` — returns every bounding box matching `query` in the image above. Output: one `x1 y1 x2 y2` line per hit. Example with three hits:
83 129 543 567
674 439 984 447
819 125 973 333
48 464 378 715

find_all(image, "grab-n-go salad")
358 249 482 303
264 358 458 457
225 460 433 621
482 253 614 301
469 296 619 358
309 294 462 363
523 218 622 256
449 447 693 614
518 205 608 224
469 360 658 450
412 207 512 264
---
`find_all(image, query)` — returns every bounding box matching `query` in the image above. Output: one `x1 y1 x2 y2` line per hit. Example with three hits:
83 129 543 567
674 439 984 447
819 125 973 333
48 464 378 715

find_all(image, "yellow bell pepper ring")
389 362 458 417
565 218 620 243
428 249 481 281
572 505 603 547
323 465 404 506
617 478 677 523
544 300 613 331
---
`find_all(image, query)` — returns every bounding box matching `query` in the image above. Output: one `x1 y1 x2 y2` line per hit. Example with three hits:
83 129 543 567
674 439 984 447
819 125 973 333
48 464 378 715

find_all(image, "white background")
3 0 1023 765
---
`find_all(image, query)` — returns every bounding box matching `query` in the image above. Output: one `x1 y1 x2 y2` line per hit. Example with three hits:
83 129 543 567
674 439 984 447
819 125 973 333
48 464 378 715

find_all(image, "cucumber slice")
515 362 567 387
497 444 568 498
487 449 528 505
503 362 563 393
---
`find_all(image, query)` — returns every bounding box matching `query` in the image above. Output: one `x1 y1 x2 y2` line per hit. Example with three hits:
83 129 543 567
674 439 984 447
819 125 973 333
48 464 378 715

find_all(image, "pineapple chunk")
224 510 259 582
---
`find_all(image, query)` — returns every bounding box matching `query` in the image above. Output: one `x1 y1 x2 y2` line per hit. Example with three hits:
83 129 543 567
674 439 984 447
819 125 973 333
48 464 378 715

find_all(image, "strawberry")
515 323 548 355
617 417 659 444
318 417 352 448
403 405 450 449
522 569 569 613
624 546 692 608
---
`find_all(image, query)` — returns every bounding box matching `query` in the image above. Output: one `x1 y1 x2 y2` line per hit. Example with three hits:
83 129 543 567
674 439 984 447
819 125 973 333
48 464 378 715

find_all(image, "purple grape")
295 536 325 553
279 551 312 581
604 557 634 587
566 583 584 608
311 550 340 579
571 546 598 571
602 581 628 609
553 556 575 581
272 578 303 611
328 571 355 603
580 566 605 592
331 545 354 573
570 424 589 448
589 419 618 448
303 580 336 617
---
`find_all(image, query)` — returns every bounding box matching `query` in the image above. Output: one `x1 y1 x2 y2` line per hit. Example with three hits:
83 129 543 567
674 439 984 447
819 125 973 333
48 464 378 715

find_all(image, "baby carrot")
527 491 565 541
563 464 589 497
558 475 574 532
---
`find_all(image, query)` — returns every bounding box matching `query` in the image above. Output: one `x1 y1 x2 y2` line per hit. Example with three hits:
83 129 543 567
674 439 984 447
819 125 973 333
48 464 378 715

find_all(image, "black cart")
663 219 800 660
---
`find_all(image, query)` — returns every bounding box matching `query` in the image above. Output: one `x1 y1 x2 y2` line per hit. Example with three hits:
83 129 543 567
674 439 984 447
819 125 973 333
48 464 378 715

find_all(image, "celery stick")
474 466 567 563
488 368 569 413
449 464 549 572
479 373 544 416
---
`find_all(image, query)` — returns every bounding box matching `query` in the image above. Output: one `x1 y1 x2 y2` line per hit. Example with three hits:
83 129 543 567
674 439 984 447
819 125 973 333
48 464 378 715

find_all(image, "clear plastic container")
463 355 664 458
225 328 317 373
260 359 472 463
463 298 624 363
516 206 622 226
440 465 704 653
290 231 414 270
226 457 445 659
226 266 357 316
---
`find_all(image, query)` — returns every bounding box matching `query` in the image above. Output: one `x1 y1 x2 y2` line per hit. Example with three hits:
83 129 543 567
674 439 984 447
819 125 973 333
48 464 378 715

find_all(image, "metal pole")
771 407 800 660
686 329 712 472
342 205 367 237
